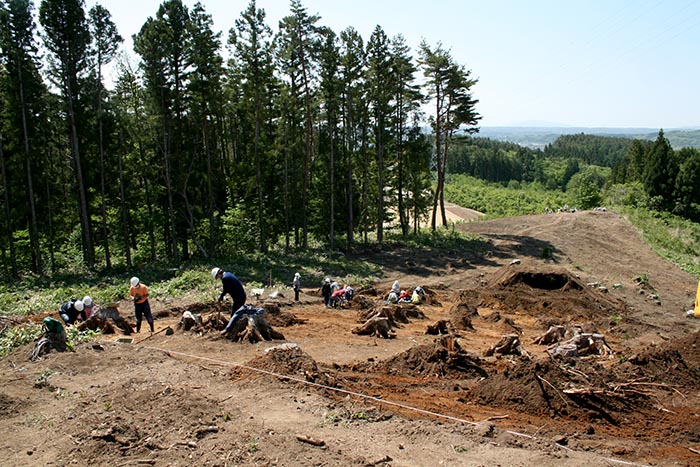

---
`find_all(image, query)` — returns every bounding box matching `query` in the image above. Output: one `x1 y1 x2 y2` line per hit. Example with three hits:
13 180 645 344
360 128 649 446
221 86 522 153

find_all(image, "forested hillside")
0 0 479 279
2 0 698 283
445 130 700 222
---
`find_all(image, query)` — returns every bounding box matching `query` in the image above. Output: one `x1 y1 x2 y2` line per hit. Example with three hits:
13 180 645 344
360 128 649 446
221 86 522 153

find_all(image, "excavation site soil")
2 210 700 467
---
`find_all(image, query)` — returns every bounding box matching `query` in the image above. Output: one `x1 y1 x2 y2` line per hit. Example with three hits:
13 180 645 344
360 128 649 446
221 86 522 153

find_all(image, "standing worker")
293 272 301 302
212 267 247 335
129 277 154 334
321 278 332 307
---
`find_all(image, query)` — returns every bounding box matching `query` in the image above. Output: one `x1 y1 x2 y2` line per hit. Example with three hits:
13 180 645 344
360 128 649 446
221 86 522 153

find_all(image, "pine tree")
89 3 122 269
40 0 94 267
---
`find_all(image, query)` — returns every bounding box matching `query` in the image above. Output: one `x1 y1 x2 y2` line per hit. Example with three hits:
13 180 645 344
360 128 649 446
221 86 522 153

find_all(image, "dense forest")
0 0 480 278
2 0 699 283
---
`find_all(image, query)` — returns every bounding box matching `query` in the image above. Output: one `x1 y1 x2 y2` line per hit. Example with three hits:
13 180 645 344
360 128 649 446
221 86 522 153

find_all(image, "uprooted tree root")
223 314 285 343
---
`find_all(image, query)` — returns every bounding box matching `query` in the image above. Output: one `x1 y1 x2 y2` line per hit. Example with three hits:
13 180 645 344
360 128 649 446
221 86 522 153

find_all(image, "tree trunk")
431 86 443 231
97 72 111 269
329 117 335 251
117 131 131 268
345 93 354 249
66 85 94 268
18 71 42 273
376 114 384 245
0 132 17 278
205 121 215 257
162 116 178 262
255 98 267 253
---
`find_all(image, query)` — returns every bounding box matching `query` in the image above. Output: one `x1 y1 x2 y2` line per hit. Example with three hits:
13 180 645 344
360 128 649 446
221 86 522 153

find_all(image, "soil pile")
378 339 488 379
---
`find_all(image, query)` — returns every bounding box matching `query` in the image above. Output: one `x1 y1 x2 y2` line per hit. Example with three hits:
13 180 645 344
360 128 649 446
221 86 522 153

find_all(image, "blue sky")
88 0 700 129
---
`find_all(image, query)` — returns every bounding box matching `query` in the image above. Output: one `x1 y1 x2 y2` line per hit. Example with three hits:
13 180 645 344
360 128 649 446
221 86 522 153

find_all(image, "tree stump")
352 316 395 339
79 307 133 335
548 333 613 358
533 325 566 345
485 334 524 356
225 314 285 343
426 320 458 336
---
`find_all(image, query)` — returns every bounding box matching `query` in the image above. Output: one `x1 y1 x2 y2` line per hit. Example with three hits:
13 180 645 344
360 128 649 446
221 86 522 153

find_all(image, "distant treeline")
446 130 700 221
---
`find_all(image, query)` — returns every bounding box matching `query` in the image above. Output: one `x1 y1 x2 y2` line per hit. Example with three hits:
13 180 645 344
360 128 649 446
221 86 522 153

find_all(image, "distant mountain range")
476 126 700 150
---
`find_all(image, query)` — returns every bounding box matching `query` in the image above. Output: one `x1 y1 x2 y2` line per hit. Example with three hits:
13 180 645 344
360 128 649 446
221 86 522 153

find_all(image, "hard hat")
83 296 93 306
211 267 222 279
74 300 84 311
130 276 139 287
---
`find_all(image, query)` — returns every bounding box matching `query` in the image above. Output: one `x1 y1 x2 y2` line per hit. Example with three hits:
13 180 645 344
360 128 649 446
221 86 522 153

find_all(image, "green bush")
0 324 42 357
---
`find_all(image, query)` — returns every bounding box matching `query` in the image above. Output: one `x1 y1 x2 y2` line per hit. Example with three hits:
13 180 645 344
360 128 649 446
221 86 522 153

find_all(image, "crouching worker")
59 298 86 325
129 276 154 333
31 317 68 360
411 286 426 304
212 267 247 336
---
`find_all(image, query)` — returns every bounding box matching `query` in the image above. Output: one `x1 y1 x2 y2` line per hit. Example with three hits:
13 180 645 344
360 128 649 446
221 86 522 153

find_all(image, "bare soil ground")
2 210 700 467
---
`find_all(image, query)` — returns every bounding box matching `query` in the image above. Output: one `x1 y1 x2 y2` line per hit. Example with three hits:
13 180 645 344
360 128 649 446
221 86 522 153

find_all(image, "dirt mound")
230 345 337 388
469 356 657 424
473 264 629 326
622 330 700 387
379 339 488 379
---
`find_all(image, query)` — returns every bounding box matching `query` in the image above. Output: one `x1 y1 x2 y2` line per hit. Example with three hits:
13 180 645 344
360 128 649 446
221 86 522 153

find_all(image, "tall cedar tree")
89 3 122 269
419 40 480 229
277 0 319 248
0 0 47 275
317 26 341 250
338 27 365 248
188 1 224 257
390 34 422 236
366 25 392 244
229 0 275 253
134 0 192 261
39 0 94 267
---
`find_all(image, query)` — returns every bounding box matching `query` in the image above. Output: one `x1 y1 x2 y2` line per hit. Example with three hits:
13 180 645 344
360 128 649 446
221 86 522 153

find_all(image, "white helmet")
130 276 140 287
82 295 93 306
211 267 222 279
74 300 84 311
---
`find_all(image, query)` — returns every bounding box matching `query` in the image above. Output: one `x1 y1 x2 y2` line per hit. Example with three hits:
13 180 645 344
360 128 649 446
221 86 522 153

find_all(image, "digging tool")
134 326 172 344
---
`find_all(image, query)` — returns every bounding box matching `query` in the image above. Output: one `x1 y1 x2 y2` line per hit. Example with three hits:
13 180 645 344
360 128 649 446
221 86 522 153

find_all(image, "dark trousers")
134 300 154 333
223 296 248 333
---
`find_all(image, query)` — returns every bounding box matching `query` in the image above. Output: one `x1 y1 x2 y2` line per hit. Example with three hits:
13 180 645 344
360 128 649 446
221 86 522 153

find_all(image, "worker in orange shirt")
129 276 154 333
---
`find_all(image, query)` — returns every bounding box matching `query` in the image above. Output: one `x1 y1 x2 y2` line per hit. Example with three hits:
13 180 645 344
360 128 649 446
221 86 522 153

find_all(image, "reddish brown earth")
2 209 700 467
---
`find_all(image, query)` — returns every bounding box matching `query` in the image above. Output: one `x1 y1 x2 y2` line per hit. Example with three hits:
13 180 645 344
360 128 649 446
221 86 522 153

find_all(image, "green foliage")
221 204 260 254
543 133 633 167
65 326 102 349
617 206 700 277
445 174 570 217
0 323 42 357
384 224 485 253
567 166 609 209
604 183 648 208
